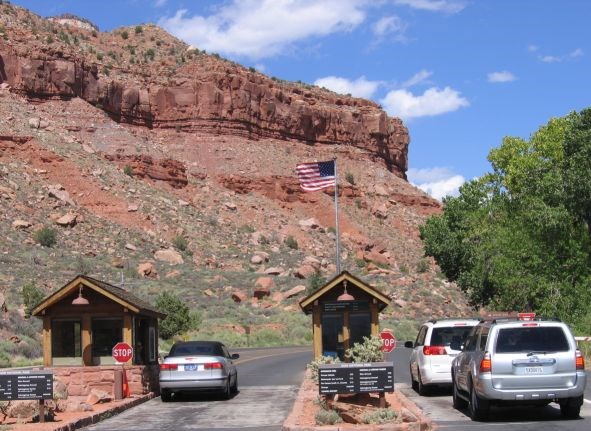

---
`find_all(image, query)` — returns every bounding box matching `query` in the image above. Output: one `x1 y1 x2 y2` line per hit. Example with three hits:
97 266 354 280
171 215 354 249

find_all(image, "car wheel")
231 373 238 394
452 375 467 410
468 381 489 421
222 378 231 400
410 365 419 391
160 390 172 402
559 396 583 419
417 370 429 396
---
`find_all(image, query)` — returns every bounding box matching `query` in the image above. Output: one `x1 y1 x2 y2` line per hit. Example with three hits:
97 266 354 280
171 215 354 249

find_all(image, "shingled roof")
31 274 166 319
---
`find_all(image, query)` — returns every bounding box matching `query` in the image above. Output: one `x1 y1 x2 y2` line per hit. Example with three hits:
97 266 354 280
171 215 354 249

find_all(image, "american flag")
296 160 336 192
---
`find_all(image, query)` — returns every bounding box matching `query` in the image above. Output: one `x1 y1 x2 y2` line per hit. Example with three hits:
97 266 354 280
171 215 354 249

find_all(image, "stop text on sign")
112 342 134 363
380 331 397 353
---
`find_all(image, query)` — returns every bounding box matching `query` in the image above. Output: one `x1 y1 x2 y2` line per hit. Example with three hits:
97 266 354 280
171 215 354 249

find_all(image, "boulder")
48 185 75 206
137 262 158 278
12 219 32 229
231 290 247 303
298 218 320 229
154 248 184 265
253 287 270 299
86 389 112 405
293 264 316 279
55 213 77 227
284 285 306 299
255 277 276 290
250 255 264 265
264 267 284 275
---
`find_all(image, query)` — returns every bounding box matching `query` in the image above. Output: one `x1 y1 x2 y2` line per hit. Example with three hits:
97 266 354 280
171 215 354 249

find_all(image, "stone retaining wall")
51 365 159 397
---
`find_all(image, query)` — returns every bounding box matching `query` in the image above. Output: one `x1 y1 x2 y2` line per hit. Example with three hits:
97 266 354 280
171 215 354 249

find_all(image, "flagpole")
334 158 341 274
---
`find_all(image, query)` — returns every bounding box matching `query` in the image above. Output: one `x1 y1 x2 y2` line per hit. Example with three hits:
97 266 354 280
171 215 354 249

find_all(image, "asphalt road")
82 346 312 431
82 345 590 430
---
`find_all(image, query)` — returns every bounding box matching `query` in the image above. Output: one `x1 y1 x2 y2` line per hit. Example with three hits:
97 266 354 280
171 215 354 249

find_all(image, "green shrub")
121 30 129 39
134 25 143 34
307 273 325 294
363 408 397 424
307 355 340 383
416 258 430 273
34 226 56 247
284 235 298 250
96 52 103 61
315 408 341 425
356 258 366 268
145 48 155 61
22 282 44 317
172 235 188 251
345 335 383 363
123 165 134 176
156 291 200 339
46 35 54 44
345 172 355 185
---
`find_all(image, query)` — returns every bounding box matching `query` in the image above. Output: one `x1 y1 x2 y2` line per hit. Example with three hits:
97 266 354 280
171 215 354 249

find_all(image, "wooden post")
82 315 92 366
378 392 386 408
42 316 51 367
313 302 322 359
123 314 133 346
38 399 45 423
370 301 379 336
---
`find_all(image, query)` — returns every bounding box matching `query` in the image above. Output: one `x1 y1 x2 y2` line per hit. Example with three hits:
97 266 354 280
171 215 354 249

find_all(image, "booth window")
52 319 82 365
92 318 123 363
349 312 371 347
322 314 344 360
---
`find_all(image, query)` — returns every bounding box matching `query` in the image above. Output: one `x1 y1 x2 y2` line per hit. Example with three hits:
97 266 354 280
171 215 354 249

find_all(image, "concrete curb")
282 378 432 431
41 393 155 431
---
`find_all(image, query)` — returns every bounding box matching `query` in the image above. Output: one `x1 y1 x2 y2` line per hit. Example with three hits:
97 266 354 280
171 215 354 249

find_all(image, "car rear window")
430 326 474 346
496 327 570 353
169 343 223 356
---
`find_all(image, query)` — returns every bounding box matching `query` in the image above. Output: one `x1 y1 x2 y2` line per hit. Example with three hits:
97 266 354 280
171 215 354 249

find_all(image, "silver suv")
451 317 587 421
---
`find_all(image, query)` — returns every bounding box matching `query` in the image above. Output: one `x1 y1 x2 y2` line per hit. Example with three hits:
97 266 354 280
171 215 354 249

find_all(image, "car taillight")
423 345 447 355
479 352 492 373
204 362 223 369
575 350 585 370
160 363 178 370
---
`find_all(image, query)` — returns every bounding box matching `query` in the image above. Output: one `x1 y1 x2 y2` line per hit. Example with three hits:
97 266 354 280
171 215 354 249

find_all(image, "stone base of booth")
52 365 159 397
282 372 432 431
2 392 155 431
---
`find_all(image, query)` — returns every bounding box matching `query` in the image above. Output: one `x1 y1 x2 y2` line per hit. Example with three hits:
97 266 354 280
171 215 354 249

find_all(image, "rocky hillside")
0 2 470 357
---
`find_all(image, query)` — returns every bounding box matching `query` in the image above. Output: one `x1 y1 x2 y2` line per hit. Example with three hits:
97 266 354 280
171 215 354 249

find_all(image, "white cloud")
487 71 516 83
373 15 407 37
401 69 432 88
407 167 465 200
380 86 469 120
314 76 381 98
540 55 561 63
393 0 466 13
154 0 167 7
569 48 584 58
527 44 539 52
158 0 366 59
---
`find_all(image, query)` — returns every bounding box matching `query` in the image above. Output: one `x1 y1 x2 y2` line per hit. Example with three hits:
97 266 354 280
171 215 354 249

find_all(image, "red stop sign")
380 331 397 353
112 342 134 363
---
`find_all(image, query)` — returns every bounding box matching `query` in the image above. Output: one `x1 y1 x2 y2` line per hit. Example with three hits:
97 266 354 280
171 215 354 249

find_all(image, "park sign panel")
318 362 394 395
0 371 53 401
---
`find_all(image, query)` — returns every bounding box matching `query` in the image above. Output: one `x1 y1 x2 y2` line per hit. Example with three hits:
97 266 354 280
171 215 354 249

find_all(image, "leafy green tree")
156 291 200 339
420 109 591 327
22 281 44 317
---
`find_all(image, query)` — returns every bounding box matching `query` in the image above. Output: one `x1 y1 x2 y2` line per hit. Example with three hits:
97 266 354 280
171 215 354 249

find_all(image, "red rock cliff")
0 37 408 177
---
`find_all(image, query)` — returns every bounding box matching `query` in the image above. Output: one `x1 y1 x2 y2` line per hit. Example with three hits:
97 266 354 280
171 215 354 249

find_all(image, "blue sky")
11 0 591 199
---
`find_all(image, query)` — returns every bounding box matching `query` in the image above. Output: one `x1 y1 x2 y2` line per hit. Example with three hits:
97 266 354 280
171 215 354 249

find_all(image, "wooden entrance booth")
299 271 390 360
31 275 165 367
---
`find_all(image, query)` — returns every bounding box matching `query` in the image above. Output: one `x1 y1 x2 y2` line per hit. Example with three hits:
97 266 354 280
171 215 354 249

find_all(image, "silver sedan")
159 340 239 401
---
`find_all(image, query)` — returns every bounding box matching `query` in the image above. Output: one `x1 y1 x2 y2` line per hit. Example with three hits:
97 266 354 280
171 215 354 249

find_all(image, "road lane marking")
234 347 311 365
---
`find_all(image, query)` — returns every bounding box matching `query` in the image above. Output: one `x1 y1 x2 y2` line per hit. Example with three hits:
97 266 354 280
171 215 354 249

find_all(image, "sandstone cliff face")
0 39 408 177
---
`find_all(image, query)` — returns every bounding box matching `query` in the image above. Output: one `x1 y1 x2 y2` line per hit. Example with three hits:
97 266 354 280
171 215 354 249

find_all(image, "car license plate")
184 364 197 371
524 366 543 374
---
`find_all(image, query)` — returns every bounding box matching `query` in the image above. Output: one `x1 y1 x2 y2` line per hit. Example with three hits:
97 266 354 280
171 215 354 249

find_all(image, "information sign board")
318 362 394 394
322 301 369 313
0 371 53 401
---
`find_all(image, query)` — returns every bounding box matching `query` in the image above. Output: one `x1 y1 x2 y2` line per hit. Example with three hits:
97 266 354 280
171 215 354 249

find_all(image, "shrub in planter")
307 355 340 383
345 335 384 363
315 408 342 425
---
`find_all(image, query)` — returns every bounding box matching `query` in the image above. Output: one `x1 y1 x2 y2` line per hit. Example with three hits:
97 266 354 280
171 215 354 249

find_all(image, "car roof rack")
428 317 481 324
479 316 562 324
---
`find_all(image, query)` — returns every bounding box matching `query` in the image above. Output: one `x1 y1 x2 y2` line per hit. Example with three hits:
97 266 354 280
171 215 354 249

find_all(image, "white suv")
405 318 480 395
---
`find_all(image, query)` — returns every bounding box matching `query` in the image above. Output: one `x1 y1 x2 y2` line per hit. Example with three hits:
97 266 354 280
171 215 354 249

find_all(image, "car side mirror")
404 341 414 348
450 341 462 351
231 353 240 360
